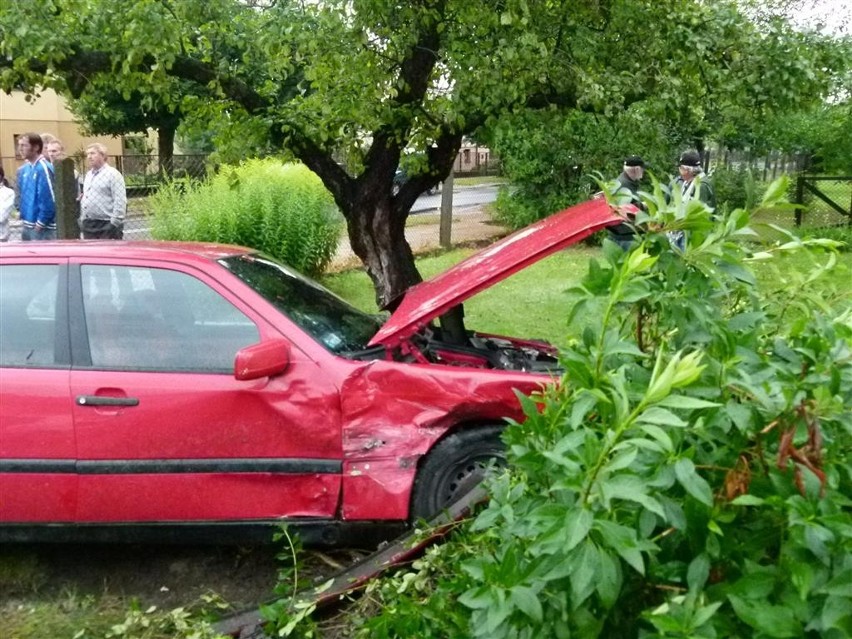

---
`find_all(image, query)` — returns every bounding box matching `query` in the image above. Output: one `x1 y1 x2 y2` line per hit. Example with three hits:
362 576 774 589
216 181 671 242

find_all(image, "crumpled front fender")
339 360 550 519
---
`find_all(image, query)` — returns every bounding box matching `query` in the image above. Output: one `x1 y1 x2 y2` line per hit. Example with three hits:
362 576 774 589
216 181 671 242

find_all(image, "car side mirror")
234 338 290 381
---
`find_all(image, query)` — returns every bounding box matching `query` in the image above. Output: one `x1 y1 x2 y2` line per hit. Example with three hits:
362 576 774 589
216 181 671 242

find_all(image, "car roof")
0 241 252 262
369 198 625 348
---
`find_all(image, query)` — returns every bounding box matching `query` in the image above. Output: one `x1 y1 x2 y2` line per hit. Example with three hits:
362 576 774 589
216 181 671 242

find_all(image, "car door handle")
76 395 140 407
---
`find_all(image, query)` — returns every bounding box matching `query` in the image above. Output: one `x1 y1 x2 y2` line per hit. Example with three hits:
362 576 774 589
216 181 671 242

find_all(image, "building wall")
0 89 121 182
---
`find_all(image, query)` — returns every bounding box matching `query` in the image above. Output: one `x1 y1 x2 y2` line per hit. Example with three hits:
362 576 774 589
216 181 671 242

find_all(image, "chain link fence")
1 154 508 264
794 176 852 228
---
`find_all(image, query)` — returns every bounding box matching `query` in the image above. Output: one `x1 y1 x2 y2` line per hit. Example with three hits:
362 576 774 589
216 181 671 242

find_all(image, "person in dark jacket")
606 155 646 251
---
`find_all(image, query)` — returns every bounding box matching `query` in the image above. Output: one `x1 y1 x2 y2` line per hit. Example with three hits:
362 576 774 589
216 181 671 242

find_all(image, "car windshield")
220 253 384 354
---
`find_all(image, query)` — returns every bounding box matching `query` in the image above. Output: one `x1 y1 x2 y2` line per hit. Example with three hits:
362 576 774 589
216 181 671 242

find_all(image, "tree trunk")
157 124 176 177
347 198 422 310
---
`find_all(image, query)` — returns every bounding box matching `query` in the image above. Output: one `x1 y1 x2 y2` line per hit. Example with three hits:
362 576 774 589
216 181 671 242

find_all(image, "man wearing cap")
673 150 715 209
606 155 646 251
668 150 715 250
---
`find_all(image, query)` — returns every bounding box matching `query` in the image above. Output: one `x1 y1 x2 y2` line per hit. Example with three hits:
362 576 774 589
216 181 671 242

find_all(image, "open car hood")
369 198 624 348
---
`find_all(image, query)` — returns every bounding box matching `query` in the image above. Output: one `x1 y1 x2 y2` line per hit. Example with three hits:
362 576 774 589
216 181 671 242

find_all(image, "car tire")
409 425 506 522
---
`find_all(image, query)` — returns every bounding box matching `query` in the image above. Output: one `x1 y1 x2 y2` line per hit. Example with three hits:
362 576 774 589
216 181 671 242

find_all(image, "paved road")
411 183 499 214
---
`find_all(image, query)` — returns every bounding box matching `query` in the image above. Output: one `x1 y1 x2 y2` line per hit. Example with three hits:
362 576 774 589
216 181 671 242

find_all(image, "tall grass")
148 159 342 275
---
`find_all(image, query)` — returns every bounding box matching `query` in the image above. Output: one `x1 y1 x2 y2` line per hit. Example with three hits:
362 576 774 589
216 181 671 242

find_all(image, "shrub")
711 164 763 213
148 159 341 275
269 178 852 638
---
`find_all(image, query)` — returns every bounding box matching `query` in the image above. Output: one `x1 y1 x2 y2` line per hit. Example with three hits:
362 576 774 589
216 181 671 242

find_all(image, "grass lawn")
321 240 852 347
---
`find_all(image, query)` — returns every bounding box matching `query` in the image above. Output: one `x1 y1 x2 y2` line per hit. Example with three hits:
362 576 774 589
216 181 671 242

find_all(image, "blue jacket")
16 157 56 229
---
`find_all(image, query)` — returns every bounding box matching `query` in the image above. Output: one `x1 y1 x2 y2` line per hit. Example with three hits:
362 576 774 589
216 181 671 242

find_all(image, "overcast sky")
787 0 851 35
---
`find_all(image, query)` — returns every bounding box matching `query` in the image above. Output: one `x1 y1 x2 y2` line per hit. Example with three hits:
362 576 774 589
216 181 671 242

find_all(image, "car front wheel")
409 425 506 522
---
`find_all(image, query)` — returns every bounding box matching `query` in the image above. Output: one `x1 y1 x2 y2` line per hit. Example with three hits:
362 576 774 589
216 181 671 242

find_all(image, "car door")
68 258 343 525
0 259 77 523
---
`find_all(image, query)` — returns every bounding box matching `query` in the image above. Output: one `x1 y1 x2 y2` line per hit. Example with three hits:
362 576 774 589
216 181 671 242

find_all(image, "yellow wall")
0 89 121 182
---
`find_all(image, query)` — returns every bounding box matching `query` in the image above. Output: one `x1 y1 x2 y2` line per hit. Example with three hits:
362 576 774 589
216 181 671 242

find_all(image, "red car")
0 200 620 544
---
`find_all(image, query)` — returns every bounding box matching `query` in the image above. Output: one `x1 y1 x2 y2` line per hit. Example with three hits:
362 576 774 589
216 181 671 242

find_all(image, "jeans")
21 226 57 241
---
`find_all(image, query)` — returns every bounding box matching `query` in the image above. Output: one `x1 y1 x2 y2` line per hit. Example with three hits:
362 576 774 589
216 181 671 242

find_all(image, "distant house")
0 89 123 181
453 141 497 175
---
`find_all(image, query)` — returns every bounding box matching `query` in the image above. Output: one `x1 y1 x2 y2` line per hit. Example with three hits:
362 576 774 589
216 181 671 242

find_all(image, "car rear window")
0 264 59 367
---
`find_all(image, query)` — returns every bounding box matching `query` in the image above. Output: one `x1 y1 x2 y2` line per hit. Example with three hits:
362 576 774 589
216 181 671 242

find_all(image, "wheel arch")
408 420 508 522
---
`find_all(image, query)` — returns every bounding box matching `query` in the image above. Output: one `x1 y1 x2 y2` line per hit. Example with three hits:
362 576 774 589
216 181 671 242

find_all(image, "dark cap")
678 150 702 168
624 155 645 167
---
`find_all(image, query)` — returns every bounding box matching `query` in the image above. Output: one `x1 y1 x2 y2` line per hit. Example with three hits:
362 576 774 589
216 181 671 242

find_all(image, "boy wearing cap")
606 155 646 251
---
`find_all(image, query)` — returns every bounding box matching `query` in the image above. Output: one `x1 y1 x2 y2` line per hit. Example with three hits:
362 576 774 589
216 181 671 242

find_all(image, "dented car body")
0 199 620 544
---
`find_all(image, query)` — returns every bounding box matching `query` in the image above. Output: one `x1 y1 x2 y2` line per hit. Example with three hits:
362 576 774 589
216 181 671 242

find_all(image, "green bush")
711 165 763 213
270 178 852 638
148 159 341 275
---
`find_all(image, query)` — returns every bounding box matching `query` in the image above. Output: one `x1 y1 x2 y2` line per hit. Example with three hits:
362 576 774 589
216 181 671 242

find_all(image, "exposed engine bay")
422 330 561 372
345 305 562 373
344 305 561 373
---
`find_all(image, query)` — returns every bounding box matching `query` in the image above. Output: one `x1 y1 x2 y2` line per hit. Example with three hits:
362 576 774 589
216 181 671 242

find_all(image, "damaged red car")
0 199 621 544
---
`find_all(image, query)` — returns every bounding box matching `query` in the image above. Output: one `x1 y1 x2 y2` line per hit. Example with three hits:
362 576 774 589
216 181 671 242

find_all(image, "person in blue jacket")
15 133 56 241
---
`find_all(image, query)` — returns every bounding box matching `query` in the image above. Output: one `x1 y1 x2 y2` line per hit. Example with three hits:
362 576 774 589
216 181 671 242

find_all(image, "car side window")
0 264 60 368
81 265 260 372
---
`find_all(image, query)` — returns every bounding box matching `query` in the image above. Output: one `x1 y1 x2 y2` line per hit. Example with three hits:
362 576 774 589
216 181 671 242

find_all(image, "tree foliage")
488 1 850 226
1 1 846 306
66 80 184 175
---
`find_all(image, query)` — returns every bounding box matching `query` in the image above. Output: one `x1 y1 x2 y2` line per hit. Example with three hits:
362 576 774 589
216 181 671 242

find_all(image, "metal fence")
794 176 852 228
1 154 507 265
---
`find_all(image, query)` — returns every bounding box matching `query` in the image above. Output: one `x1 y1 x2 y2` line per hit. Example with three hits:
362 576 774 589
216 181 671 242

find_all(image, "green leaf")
728 595 801 637
790 560 815 600
674 458 714 506
563 508 594 552
692 601 723 628
805 524 835 565
656 395 720 410
636 406 687 427
760 177 790 208
687 553 711 592
485 594 512 635
820 570 852 597
638 424 674 452
821 595 852 631
570 541 599 608
730 494 764 506
459 585 496 610
595 546 622 609
601 474 666 518
596 520 646 575
510 586 543 623
728 568 777 599
605 447 639 472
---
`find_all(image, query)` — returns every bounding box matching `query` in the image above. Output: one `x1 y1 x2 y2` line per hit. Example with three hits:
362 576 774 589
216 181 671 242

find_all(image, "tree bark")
157 123 176 177
347 197 422 310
